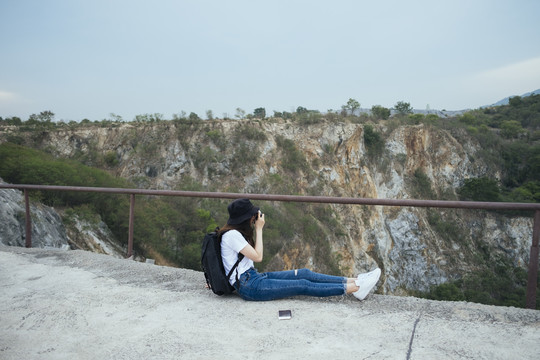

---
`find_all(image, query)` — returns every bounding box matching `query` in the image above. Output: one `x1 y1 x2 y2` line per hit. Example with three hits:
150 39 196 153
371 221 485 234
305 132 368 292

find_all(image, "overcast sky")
1 0 539 122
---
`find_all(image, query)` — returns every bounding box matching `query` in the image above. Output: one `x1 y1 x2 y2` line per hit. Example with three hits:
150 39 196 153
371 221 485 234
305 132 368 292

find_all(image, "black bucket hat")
227 198 260 225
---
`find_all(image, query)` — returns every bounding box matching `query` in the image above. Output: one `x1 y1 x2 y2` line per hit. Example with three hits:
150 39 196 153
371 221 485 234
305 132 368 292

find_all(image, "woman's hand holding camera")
254 210 265 231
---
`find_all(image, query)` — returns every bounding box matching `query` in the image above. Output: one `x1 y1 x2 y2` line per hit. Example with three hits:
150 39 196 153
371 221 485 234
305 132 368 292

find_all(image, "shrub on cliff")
363 124 384 158
458 177 501 202
422 259 538 309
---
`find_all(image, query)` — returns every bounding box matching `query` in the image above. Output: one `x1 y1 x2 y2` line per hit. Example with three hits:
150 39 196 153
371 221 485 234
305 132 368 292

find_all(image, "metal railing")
1 183 539 309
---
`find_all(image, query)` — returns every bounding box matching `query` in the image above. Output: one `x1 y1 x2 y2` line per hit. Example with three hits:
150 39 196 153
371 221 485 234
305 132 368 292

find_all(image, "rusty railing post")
526 210 540 309
127 193 135 258
24 189 32 248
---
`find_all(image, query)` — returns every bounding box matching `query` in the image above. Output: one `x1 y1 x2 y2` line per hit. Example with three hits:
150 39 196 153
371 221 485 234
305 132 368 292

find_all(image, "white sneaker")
353 268 381 300
356 268 381 282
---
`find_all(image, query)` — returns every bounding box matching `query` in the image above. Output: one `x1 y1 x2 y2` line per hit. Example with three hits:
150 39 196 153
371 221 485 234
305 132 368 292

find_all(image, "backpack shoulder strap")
225 254 244 281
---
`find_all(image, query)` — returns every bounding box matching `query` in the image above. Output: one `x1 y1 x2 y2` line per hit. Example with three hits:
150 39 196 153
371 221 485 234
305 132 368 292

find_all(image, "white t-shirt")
221 230 254 285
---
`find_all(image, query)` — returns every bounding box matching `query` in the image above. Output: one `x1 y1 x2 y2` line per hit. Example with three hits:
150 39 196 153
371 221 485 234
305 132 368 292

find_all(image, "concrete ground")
1 244 539 360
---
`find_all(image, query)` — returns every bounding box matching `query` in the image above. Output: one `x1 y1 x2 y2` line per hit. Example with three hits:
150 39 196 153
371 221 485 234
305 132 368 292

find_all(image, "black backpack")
201 228 244 295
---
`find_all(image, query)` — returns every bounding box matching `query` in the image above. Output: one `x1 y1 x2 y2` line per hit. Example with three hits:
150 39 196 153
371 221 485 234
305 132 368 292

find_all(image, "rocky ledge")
1 245 538 359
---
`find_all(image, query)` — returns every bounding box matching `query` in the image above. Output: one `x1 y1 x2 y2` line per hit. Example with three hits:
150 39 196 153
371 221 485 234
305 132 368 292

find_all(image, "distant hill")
484 88 540 107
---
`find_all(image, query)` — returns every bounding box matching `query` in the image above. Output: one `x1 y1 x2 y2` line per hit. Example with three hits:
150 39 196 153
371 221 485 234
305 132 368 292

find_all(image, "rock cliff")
0 119 534 295
0 178 124 258
0 183 69 249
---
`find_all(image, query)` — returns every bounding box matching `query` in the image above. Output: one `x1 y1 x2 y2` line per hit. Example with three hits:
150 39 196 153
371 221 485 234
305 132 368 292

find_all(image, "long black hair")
218 217 255 247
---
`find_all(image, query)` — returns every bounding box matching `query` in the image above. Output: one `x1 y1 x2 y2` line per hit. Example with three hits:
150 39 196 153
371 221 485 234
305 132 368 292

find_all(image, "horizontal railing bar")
1 183 540 211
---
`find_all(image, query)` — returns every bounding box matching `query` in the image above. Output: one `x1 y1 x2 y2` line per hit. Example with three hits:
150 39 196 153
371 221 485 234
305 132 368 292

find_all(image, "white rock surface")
1 245 539 360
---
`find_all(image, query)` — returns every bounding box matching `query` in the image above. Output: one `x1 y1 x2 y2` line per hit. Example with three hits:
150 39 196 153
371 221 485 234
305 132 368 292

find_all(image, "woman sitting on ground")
220 198 381 301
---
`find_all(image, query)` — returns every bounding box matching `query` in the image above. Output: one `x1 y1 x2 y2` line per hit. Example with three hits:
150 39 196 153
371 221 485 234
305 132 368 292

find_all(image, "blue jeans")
234 268 347 301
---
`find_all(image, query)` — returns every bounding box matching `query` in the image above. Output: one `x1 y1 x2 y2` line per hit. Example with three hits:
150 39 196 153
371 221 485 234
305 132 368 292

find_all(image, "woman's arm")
239 211 265 262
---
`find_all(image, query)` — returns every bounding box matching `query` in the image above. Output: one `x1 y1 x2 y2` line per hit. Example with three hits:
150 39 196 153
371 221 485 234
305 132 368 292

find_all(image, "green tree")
510 181 540 202
134 113 163 122
296 106 308 114
412 168 435 199
363 124 384 157
41 110 55 122
394 101 413 115
500 120 525 139
254 107 266 119
26 111 55 128
342 98 360 115
109 113 123 122
458 177 501 202
172 111 188 121
408 113 425 124
188 112 200 121
371 105 391 120
235 108 246 119
282 111 293 120
426 283 465 301
104 151 119 167
458 113 477 125
509 96 522 107
134 114 151 122
2 116 22 125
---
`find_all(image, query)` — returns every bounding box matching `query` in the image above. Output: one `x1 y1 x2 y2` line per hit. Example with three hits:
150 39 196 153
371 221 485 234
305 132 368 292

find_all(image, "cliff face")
1 119 533 294
0 183 70 249
0 179 124 258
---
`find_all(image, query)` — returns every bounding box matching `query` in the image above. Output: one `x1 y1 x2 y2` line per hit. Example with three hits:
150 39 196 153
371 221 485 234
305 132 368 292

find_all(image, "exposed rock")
386 210 447 293
0 183 69 249
0 179 124 258
63 213 125 258
0 120 535 295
